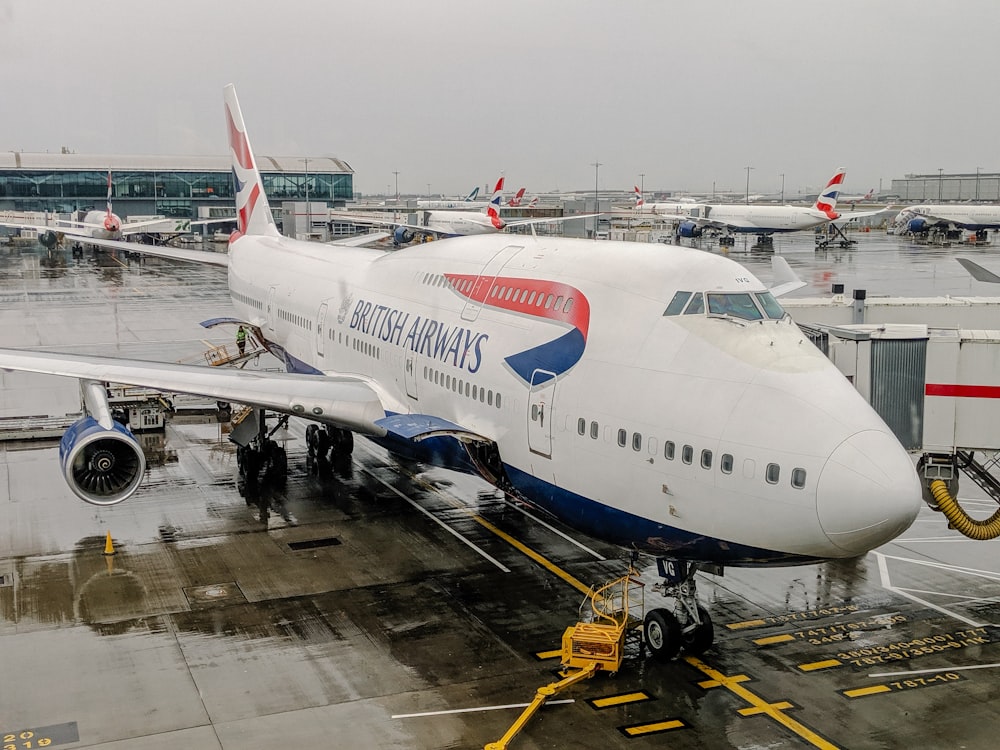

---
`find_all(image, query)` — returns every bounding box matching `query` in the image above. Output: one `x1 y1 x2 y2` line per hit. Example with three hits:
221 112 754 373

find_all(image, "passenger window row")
424 365 502 409
576 417 807 490
278 307 312 331
234 291 263 311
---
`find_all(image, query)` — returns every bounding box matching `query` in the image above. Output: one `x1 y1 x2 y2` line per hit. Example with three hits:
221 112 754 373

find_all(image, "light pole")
591 160 603 238
938 168 943 201
977 167 982 201
779 173 785 204
427 183 431 197
745 165 754 205
298 157 310 236
392 171 400 202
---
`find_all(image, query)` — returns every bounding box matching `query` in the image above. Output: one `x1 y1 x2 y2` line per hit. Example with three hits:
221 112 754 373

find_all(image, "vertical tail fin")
486 176 505 229
814 168 846 218
224 84 279 238
634 185 644 209
508 187 526 207
103 170 120 232
464 186 480 202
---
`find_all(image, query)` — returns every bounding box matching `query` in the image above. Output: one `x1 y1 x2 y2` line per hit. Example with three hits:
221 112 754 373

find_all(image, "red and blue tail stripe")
444 273 590 384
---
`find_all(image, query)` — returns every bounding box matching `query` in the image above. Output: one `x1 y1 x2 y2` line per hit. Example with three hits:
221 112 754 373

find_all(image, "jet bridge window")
706 293 764 321
663 291 692 316
755 291 786 320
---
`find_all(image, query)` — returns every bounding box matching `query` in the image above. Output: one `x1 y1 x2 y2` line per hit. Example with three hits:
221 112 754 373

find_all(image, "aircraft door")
404 351 418 400
461 244 523 322
527 369 556 458
266 286 277 333
316 302 328 358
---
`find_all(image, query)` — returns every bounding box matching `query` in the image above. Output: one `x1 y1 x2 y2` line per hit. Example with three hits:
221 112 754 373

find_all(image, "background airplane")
674 169 888 241
416 186 486 209
893 204 1000 236
0 170 190 248
633 186 699 216
0 86 922 661
837 187 876 206
507 187 527 207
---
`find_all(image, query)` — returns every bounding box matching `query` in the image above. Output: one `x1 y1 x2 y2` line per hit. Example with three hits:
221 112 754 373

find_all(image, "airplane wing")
957 257 1000 283
768 256 807 297
0 348 387 435
831 207 893 225
505 213 602 229
329 232 390 246
56 231 229 267
328 212 438 236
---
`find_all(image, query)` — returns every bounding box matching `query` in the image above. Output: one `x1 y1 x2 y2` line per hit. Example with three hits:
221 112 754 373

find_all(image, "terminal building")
888 171 1000 202
0 151 354 225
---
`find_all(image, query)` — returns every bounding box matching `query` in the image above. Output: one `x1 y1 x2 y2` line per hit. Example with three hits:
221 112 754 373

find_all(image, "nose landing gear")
644 559 716 661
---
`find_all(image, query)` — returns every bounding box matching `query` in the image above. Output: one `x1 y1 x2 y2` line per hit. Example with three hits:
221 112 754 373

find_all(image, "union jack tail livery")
813 168 846 219
224 84 279 238
634 185 644 209
486 176 505 229
103 171 120 233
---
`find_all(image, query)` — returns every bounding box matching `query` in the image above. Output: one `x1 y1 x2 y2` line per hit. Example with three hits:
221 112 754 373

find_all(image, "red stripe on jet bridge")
444 273 590 339
926 384 1000 399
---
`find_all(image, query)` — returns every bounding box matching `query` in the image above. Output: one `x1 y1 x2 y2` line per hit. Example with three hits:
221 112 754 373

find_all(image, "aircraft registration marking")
685 656 841 749
1 723 79 750
840 671 966 699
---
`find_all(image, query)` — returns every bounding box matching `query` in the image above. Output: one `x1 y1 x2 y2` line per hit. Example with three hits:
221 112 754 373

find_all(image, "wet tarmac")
2 234 1000 750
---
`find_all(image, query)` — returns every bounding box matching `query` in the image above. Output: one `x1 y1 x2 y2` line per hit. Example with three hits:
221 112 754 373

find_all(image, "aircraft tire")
681 605 714 655
644 608 682 661
305 424 319 456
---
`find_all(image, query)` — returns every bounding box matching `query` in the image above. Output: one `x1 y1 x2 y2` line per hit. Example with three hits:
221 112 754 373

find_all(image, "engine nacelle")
678 220 703 238
39 230 60 249
907 217 928 233
393 226 417 245
59 416 146 506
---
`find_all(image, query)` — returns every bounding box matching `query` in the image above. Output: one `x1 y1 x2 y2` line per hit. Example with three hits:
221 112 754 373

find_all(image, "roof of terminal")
0 152 353 174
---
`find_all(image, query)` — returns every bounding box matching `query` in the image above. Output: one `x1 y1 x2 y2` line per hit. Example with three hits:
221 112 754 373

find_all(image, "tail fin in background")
814 168 846 218
527 196 538 208
864 188 875 200
103 170 120 232
224 84 279 238
507 187 526 207
633 185 644 209
486 176 505 229
464 186 480 202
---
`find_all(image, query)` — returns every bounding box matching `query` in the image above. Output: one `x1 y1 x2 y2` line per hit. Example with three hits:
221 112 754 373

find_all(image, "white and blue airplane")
893 204 1000 236
0 86 922 659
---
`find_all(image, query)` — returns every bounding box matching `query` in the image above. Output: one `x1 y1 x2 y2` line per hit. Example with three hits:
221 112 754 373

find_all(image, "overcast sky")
1 1 996 198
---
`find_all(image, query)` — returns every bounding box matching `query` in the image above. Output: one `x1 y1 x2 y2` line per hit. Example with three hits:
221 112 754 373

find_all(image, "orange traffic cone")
103 530 116 556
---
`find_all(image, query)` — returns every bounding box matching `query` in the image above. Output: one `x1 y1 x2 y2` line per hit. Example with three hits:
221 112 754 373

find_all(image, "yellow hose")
929 479 1000 540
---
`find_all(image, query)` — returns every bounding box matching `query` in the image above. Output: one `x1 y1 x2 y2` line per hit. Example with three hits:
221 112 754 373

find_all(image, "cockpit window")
755 291 786 320
663 291 692 316
706 292 763 320
683 292 704 315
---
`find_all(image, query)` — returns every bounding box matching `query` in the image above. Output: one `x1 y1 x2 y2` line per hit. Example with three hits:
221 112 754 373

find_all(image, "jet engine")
59 415 146 506
906 217 929 233
678 221 703 238
393 226 418 245
39 230 61 249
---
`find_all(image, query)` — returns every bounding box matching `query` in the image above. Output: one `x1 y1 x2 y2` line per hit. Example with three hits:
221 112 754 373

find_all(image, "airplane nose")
816 429 921 556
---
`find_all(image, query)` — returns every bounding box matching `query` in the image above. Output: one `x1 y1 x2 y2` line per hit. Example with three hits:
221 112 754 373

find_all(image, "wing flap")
0 348 385 435
375 413 488 442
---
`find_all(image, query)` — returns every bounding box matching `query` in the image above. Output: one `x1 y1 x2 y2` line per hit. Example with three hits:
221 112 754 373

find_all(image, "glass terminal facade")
0 163 353 218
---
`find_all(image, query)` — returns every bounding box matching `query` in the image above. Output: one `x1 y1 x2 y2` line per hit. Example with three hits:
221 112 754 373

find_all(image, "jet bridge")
801 322 1000 538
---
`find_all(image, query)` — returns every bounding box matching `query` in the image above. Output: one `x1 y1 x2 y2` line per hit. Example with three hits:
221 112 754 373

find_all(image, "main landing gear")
305 423 354 477
236 411 289 494
643 559 715 661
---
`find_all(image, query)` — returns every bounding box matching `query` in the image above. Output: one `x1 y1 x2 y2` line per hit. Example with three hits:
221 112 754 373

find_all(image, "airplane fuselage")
700 204 833 233
424 210 499 236
902 204 1000 231
226 232 920 566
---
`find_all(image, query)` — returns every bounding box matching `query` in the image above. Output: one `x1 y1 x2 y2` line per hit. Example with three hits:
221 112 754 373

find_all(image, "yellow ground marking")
622 719 685 736
798 659 843 672
726 619 767 630
534 649 562 661
753 634 795 646
590 692 651 709
685 656 841 750
843 685 892 699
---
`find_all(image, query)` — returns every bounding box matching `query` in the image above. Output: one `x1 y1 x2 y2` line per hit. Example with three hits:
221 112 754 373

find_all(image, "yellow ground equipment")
485 569 644 750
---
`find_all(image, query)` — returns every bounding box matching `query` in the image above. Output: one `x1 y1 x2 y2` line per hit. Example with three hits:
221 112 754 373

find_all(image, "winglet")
224 84 279 238
769 256 807 297
957 257 1000 283
814 168 846 219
